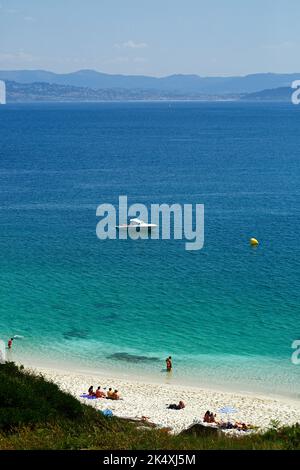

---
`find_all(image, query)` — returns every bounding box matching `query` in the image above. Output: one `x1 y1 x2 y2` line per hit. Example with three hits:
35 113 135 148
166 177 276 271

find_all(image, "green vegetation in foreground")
0 363 299 450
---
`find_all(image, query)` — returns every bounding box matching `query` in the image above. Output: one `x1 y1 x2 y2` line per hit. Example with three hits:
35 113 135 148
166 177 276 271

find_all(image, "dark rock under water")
107 352 160 363
63 329 89 340
99 312 119 322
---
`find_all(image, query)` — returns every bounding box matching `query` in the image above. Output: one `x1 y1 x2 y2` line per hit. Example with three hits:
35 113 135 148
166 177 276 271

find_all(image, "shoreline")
10 349 300 404
18 359 300 435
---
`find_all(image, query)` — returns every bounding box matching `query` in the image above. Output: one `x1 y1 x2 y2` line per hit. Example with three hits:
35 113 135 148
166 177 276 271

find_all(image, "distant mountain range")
241 87 291 101
0 69 299 94
4 80 293 103
0 69 296 102
4 81 241 102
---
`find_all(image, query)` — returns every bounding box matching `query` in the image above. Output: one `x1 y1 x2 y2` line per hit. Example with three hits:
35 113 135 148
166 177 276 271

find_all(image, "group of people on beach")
166 406 251 431
203 410 252 431
88 385 120 400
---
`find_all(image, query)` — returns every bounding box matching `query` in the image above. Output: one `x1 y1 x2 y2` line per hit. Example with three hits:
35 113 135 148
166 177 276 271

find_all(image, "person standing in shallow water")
8 338 13 349
166 356 172 372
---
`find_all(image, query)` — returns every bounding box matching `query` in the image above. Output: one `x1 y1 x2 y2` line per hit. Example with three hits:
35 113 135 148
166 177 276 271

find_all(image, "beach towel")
80 394 97 400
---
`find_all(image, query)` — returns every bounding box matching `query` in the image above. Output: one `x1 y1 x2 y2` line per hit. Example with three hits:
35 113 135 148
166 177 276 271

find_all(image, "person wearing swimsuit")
166 356 172 371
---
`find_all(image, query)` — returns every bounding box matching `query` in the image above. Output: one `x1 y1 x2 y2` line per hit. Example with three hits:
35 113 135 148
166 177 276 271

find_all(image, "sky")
0 0 299 77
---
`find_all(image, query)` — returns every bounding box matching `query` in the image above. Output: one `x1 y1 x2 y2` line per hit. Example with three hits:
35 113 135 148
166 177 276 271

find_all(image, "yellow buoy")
250 238 259 246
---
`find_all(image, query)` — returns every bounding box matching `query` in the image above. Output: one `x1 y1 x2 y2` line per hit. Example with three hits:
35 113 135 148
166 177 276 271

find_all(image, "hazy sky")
0 0 299 76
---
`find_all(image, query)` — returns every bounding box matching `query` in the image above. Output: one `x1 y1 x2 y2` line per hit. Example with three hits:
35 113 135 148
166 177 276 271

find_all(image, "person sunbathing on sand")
111 389 120 400
219 421 234 429
95 386 106 398
167 400 185 410
210 412 218 423
141 416 150 421
88 386 96 396
106 388 114 399
203 411 219 424
234 421 250 431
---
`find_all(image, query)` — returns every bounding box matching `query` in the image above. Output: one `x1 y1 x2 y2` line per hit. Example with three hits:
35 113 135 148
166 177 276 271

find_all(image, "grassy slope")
0 363 299 450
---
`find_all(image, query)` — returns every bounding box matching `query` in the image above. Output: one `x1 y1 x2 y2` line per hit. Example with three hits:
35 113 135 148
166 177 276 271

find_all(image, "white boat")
116 218 157 231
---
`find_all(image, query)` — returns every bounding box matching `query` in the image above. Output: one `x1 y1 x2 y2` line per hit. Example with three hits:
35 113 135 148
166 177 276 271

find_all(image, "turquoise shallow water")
0 102 300 398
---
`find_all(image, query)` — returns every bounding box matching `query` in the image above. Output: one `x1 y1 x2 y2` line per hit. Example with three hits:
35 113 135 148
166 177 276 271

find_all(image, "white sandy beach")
24 364 300 435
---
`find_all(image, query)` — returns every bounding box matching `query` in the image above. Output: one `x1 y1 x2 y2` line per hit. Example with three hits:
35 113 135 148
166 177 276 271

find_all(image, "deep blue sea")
0 102 299 398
